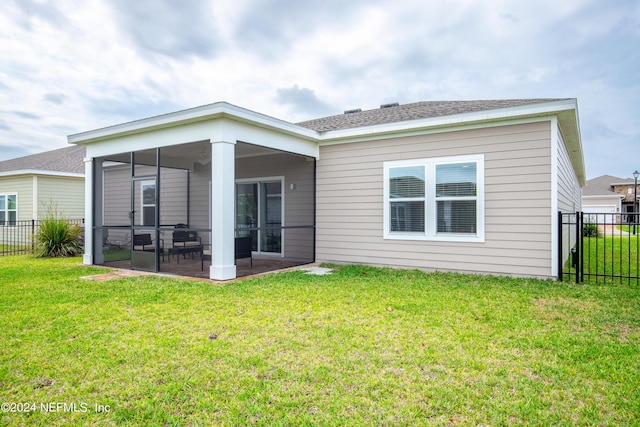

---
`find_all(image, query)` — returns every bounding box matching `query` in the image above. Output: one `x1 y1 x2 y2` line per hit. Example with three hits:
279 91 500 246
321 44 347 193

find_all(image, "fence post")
575 211 581 284
31 219 35 253
558 211 563 282
579 211 584 283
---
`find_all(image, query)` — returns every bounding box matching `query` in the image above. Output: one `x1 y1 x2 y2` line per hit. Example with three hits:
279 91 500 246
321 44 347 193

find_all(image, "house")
68 98 585 280
582 175 639 223
0 145 85 223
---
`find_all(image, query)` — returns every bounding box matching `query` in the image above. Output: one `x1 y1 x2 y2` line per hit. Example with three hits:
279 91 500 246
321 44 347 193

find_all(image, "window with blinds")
384 155 484 242
436 162 477 234
389 166 425 232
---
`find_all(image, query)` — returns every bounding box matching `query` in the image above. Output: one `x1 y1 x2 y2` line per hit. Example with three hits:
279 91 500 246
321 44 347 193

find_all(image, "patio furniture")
201 236 253 271
133 233 164 261
170 224 202 262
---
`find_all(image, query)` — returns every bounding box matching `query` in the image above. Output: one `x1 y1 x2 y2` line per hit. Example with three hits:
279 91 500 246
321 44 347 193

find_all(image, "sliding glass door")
236 179 282 255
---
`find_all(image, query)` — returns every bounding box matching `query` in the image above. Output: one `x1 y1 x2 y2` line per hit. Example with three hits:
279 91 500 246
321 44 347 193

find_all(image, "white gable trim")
0 170 84 178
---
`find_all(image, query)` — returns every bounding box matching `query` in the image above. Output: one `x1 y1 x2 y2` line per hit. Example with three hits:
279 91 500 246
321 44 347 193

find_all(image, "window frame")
140 180 156 226
0 193 18 227
383 154 485 243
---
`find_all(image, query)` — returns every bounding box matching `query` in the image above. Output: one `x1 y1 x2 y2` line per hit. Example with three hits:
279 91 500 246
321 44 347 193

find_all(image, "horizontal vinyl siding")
316 121 554 278
557 128 581 213
0 176 33 221
556 126 582 268
37 176 84 219
103 166 131 226
189 168 210 244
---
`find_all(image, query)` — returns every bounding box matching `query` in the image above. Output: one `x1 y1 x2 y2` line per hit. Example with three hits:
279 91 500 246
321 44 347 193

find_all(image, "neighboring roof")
0 145 85 176
583 175 626 197
296 99 570 132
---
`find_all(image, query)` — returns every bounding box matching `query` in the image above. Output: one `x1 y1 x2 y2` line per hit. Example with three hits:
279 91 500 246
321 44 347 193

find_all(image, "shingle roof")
583 175 627 196
297 99 570 132
0 145 85 174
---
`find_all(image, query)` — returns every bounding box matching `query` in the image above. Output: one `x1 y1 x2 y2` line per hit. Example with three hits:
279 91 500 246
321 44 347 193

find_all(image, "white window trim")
140 180 156 226
0 193 18 226
383 154 485 243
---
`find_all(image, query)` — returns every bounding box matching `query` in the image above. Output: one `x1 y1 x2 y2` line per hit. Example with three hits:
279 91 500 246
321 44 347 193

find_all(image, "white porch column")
210 139 236 280
83 157 94 265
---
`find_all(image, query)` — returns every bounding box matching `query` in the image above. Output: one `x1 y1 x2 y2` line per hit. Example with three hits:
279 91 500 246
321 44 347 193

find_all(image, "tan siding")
189 168 210 244
557 129 581 213
556 126 582 267
237 152 314 261
0 176 33 221
103 166 131 226
36 176 84 219
316 121 554 278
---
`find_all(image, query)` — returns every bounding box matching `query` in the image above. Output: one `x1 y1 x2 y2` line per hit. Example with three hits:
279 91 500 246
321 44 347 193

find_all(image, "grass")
580 235 639 284
617 224 640 233
0 256 639 426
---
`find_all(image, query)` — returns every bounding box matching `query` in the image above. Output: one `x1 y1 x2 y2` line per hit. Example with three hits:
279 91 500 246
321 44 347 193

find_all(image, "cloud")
275 85 335 119
14 111 40 120
232 0 370 59
7 0 68 30
106 0 219 59
85 86 182 124
44 93 67 105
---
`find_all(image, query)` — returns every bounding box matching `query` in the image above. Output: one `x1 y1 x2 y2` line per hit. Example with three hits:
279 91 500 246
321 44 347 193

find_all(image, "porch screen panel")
260 181 282 253
236 183 258 252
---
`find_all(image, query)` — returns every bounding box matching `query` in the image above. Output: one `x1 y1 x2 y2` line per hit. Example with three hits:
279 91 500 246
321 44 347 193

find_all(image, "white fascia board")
81 117 319 160
583 195 625 200
610 181 636 186
317 99 579 143
0 169 84 178
68 101 318 145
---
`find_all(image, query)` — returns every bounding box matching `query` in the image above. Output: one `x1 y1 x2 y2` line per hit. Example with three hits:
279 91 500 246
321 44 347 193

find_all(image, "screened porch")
90 140 315 279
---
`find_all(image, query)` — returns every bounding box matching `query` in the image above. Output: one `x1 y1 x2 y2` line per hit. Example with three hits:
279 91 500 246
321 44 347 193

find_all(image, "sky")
0 0 638 180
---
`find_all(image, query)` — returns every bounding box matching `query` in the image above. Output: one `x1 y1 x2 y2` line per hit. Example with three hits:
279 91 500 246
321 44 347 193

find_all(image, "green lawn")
580 235 639 284
1 256 639 426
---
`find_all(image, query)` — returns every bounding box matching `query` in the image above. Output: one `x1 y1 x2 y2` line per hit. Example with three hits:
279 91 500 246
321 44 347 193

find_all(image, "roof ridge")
297 98 572 132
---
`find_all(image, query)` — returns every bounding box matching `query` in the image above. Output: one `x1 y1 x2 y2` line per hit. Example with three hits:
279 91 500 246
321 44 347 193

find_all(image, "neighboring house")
0 145 85 223
582 175 639 223
69 98 585 280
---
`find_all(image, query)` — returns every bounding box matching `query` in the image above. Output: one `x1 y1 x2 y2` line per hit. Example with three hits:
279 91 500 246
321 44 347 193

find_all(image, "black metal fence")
559 211 639 285
0 219 84 256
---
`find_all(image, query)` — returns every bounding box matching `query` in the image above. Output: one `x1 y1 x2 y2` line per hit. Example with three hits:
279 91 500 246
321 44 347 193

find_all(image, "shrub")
34 210 83 257
583 223 599 238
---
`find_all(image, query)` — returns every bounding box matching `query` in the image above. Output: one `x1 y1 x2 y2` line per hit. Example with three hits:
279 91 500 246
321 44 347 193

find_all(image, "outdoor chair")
132 233 164 261
171 223 202 261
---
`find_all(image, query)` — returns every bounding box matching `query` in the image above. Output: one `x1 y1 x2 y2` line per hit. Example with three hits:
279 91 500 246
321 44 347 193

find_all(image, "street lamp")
634 170 639 235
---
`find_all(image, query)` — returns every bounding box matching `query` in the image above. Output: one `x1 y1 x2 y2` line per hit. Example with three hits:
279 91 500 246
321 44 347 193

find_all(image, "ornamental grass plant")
33 208 82 258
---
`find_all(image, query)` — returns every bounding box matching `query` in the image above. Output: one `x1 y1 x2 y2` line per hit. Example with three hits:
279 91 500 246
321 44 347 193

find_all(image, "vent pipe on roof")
344 108 362 114
380 102 399 108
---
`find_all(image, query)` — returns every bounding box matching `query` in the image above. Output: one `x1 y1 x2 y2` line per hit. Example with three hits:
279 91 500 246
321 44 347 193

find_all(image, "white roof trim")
316 99 578 141
583 195 624 199
69 99 578 145
610 181 637 186
0 169 84 178
68 102 318 144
